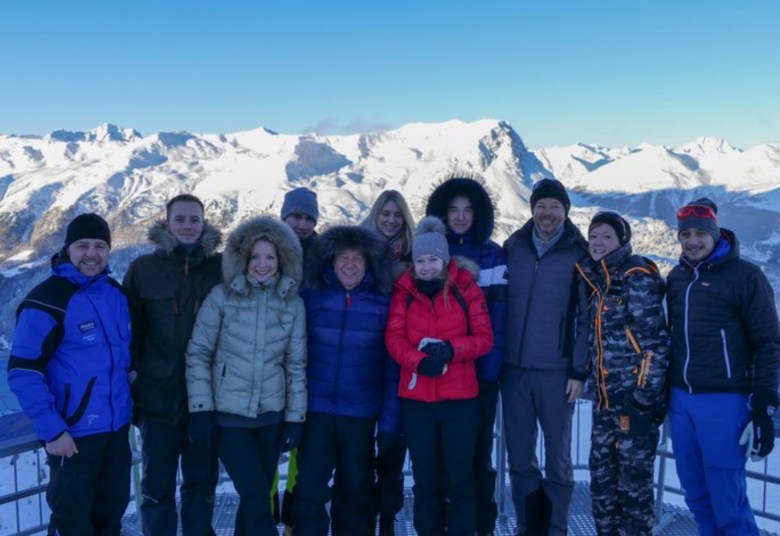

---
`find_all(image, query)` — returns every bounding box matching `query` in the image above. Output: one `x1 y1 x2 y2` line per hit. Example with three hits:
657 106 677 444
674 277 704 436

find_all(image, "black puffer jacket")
123 222 223 424
667 229 780 394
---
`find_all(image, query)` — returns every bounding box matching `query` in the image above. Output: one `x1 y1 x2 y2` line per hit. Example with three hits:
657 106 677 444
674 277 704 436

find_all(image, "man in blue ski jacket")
8 213 132 536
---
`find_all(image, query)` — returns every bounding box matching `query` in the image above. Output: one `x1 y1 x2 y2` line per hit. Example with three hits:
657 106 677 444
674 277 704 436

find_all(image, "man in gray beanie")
276 186 320 533
281 187 319 264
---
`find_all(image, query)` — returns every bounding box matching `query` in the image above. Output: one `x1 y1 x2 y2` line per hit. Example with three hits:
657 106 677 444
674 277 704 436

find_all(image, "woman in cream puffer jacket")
185 215 307 536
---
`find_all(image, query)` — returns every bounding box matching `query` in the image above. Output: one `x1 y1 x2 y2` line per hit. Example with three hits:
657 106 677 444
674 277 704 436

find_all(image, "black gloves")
740 389 778 461
417 354 448 376
188 411 215 450
377 432 401 458
422 341 454 362
280 422 304 453
417 341 454 376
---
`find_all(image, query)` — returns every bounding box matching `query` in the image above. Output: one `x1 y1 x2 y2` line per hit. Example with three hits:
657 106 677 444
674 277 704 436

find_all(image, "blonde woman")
186 216 307 536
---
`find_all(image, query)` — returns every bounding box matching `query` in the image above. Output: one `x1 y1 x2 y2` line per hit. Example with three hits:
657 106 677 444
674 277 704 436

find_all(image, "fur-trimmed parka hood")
148 220 223 257
425 176 497 244
222 216 303 295
305 225 394 295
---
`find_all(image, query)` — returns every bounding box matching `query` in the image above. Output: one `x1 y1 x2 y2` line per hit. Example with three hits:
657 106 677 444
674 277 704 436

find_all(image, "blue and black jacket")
8 258 132 442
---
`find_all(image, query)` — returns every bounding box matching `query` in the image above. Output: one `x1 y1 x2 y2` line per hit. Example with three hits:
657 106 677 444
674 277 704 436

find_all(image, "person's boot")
379 514 395 536
524 487 552 536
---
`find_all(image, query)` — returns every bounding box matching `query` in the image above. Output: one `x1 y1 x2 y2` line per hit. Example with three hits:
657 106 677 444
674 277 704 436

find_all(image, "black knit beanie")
530 179 571 215
65 213 112 248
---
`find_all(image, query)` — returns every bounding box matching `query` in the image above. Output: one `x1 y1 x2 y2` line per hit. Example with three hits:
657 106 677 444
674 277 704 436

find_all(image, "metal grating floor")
121 482 780 535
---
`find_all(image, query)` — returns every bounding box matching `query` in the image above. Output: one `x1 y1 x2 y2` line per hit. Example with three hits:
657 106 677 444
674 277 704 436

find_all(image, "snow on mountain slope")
1 119 780 339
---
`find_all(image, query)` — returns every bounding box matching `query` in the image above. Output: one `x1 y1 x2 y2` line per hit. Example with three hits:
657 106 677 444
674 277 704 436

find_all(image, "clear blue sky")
2 1 779 148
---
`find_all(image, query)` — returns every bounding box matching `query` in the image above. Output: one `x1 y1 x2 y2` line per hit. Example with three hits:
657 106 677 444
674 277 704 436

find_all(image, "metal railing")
2 399 779 535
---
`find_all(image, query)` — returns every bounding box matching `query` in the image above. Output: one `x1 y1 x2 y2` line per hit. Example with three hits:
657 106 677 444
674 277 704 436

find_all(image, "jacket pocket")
64 377 98 428
720 329 732 379
214 363 227 400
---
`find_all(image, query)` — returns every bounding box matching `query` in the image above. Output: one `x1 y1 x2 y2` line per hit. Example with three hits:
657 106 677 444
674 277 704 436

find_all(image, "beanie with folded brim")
677 197 720 243
281 187 319 221
65 213 112 248
530 179 571 215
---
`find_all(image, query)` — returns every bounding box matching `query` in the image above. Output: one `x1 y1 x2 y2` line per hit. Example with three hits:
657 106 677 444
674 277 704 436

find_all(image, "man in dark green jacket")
123 194 223 536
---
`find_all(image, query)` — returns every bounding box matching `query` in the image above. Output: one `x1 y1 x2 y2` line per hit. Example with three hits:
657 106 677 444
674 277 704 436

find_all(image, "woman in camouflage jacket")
575 212 669 536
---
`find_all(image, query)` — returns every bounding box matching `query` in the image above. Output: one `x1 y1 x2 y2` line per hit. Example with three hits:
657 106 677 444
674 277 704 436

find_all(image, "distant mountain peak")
677 136 739 155
46 123 142 143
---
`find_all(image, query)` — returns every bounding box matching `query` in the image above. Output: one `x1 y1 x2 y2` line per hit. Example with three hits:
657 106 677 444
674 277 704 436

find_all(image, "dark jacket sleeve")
743 267 780 394
122 262 144 373
569 274 590 381
478 243 507 381
379 349 401 434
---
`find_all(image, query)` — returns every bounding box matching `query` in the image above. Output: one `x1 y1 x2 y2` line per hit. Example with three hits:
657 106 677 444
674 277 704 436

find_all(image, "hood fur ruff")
221 216 303 292
425 176 498 244
305 225 394 295
147 220 222 256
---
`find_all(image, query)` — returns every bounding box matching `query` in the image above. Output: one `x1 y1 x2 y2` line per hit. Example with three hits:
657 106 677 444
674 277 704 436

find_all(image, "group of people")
7 175 780 536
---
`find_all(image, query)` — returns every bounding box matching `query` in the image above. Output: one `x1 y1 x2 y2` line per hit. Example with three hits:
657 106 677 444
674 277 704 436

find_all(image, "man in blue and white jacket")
426 176 507 536
8 213 132 536
667 198 780 536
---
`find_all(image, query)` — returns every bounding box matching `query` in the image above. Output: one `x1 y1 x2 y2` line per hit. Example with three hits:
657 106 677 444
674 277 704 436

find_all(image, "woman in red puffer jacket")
385 216 493 536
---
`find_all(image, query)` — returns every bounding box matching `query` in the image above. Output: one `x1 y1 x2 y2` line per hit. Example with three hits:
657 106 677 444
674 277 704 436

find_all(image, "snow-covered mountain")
2 119 780 339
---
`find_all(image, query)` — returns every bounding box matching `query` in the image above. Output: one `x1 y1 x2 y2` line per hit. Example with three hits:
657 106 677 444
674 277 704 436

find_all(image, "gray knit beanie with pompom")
412 216 450 264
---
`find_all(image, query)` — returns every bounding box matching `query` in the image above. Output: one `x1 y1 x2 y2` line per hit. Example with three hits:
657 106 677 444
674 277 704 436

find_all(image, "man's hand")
566 379 584 404
46 431 78 457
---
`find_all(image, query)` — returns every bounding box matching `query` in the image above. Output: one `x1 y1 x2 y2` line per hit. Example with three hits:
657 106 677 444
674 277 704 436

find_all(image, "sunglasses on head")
676 205 717 220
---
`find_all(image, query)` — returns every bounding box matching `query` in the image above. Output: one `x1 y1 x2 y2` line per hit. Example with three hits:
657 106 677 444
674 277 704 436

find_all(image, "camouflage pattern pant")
589 407 659 536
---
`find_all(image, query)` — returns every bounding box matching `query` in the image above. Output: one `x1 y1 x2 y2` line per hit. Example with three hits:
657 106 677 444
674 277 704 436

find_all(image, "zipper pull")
346 291 351 308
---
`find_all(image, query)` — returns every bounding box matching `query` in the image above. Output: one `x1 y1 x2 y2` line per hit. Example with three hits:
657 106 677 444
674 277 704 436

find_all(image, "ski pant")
501 367 574 536
668 388 759 536
402 398 480 536
138 417 218 536
474 379 500 534
217 423 283 536
293 412 376 536
46 426 131 536
374 439 406 521
590 405 659 536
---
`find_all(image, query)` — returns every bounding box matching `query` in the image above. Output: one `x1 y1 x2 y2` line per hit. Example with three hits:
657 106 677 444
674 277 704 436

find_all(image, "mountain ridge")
1 118 779 338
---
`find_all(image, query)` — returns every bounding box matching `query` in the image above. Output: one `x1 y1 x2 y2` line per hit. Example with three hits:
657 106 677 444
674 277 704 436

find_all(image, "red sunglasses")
676 205 717 220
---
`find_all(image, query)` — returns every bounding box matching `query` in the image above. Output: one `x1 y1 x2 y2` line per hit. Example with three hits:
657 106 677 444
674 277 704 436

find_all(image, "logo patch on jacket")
79 320 97 341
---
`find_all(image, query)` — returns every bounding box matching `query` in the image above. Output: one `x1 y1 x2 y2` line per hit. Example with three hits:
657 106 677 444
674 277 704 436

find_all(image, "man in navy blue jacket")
8 213 132 536
667 198 780 536
426 176 507 536
293 225 399 536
